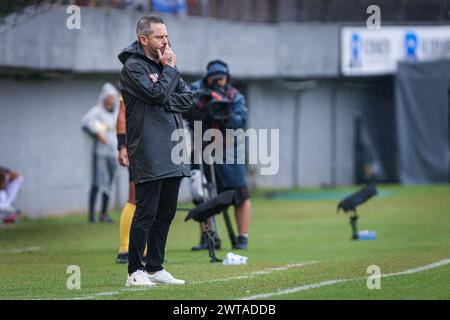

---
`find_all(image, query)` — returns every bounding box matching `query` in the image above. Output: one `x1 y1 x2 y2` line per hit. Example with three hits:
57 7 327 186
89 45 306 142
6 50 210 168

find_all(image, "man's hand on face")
118 147 129 167
157 45 176 68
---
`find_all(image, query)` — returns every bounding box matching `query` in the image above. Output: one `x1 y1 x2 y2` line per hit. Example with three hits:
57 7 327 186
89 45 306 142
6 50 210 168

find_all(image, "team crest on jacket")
149 73 159 83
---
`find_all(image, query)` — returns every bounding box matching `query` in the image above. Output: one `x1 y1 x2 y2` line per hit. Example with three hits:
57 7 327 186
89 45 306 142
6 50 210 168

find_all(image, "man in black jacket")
118 16 193 286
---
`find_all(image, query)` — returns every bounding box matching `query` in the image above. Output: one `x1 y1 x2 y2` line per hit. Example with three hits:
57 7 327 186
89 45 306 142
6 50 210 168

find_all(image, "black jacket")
118 41 193 184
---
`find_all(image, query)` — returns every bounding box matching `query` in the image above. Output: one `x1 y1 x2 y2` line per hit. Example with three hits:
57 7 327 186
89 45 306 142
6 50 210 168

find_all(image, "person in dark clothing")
187 60 252 251
118 16 193 286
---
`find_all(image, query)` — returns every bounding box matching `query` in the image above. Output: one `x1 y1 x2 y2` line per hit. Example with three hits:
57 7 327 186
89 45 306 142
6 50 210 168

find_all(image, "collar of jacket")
137 43 161 67
118 41 162 68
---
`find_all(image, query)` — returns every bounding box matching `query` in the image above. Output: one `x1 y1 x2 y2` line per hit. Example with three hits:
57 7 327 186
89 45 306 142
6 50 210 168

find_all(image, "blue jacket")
189 80 248 189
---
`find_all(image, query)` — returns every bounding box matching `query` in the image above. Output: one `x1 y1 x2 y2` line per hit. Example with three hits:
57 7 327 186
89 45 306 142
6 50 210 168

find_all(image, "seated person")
0 166 24 224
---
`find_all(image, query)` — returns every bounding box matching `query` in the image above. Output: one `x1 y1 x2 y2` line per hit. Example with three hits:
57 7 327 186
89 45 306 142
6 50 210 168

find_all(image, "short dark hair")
136 16 165 39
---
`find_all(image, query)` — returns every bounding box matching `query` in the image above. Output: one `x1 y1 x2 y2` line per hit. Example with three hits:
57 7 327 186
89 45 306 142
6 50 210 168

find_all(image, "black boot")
232 235 248 250
191 232 208 251
116 252 128 264
191 231 221 251
99 193 113 223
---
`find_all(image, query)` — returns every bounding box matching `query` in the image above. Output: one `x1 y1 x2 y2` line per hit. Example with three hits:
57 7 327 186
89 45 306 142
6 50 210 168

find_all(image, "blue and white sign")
341 26 450 75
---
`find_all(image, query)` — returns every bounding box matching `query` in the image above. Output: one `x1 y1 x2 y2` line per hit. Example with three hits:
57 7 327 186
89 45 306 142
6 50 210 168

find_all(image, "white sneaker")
147 269 185 285
126 270 157 287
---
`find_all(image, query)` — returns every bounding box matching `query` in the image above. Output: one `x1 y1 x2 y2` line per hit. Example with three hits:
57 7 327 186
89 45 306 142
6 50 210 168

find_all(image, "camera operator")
187 60 251 250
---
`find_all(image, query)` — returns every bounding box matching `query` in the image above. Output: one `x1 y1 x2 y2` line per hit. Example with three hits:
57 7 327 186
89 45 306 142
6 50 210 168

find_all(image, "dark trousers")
128 177 182 275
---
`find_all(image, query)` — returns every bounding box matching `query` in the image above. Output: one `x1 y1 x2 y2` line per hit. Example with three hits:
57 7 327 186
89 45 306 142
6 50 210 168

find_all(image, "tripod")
200 217 222 263
197 157 237 262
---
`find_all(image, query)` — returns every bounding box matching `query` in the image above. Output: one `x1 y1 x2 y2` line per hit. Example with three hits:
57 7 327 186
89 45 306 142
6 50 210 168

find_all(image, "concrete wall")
0 74 394 216
0 76 125 217
0 5 340 78
1 6 395 217
0 75 377 216
0 75 195 218
247 79 392 188
246 81 297 188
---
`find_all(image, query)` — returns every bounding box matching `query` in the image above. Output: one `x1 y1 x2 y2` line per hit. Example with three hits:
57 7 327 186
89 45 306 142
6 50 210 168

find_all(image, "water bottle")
357 230 377 240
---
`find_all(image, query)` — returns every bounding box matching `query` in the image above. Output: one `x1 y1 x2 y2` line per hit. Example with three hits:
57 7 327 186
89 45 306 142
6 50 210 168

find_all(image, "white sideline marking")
122 287 156 292
69 291 121 300
0 246 41 254
383 259 450 277
65 259 450 300
190 261 317 285
241 279 351 300
67 261 317 299
240 258 450 300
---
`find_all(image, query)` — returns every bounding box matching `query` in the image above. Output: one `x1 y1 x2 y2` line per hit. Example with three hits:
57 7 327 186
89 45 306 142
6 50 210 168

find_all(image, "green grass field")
0 185 449 300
